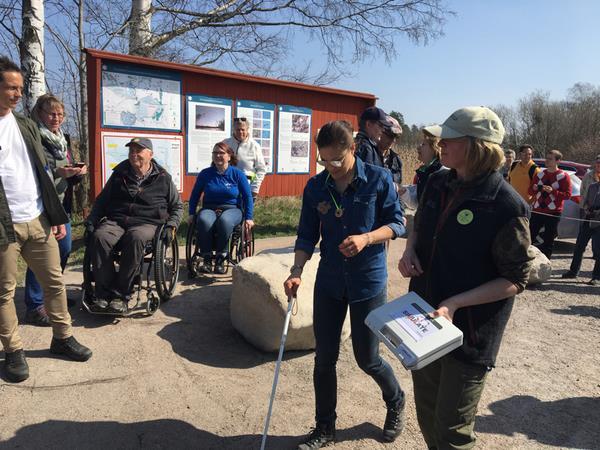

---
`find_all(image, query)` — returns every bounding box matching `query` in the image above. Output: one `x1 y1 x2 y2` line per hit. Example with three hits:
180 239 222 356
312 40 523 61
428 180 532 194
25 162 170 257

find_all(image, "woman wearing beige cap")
398 106 535 449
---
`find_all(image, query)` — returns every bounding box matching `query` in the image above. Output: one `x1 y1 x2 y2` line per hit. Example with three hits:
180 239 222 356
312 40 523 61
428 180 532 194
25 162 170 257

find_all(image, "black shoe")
214 256 227 274
50 336 92 361
108 299 127 313
24 306 51 327
4 349 29 382
383 398 405 442
561 271 577 279
199 255 213 273
298 423 335 450
587 279 599 286
90 298 109 312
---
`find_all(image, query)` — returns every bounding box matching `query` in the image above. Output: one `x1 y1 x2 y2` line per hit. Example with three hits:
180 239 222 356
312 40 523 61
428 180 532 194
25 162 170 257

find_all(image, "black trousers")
91 220 157 299
529 212 561 258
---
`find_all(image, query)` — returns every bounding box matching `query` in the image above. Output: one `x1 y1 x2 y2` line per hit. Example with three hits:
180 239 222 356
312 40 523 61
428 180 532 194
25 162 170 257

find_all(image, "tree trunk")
129 0 153 56
76 0 90 214
20 0 45 114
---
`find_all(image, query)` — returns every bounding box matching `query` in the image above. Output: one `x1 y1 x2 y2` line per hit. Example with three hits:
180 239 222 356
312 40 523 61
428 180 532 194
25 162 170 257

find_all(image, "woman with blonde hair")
398 106 534 449
24 94 87 325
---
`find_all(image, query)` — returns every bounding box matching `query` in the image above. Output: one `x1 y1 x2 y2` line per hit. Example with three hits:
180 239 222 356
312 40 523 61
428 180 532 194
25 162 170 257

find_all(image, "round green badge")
457 209 474 225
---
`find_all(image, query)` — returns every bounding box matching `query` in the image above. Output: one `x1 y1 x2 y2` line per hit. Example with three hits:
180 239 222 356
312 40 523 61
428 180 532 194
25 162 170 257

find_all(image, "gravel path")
0 237 598 449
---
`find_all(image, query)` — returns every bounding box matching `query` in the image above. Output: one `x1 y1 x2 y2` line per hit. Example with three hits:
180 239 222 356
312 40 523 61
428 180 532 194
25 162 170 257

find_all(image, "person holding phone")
23 94 87 326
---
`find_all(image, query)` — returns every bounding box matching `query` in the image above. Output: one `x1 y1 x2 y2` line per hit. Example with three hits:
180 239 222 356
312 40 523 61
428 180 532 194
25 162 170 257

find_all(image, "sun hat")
423 106 505 144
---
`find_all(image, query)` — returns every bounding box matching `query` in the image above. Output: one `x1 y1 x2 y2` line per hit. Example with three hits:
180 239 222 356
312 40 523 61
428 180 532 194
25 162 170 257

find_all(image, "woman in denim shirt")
284 120 406 449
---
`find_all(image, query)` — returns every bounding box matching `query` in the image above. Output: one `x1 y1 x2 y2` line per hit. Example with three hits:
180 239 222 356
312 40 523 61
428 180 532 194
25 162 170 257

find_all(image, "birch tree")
20 0 45 112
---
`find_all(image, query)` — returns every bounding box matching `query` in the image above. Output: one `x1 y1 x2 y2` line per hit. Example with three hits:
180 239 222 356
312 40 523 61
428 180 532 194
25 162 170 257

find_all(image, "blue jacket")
295 157 405 302
189 165 253 220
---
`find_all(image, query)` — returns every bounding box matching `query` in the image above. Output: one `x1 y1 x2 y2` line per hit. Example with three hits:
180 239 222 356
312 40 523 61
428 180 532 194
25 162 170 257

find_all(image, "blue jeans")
312 286 404 425
196 207 242 256
24 221 72 311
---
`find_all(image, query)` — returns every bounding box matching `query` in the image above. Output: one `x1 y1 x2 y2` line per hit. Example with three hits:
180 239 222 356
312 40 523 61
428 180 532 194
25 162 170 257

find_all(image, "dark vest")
410 169 529 366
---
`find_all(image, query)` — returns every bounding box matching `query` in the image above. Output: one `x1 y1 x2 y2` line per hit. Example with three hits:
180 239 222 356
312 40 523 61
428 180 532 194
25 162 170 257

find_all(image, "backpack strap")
528 163 537 180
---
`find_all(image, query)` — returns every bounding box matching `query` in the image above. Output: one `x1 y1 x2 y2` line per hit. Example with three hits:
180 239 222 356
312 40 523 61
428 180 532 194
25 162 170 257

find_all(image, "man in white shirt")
223 117 266 198
0 56 92 383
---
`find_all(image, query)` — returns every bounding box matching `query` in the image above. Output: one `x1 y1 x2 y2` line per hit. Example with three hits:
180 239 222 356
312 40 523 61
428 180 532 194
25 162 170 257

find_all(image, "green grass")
16 196 302 285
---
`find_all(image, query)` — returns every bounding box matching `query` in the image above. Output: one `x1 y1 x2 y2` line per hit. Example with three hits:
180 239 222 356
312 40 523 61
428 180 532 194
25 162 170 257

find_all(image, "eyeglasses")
43 109 64 119
316 152 348 168
233 117 247 122
212 151 227 156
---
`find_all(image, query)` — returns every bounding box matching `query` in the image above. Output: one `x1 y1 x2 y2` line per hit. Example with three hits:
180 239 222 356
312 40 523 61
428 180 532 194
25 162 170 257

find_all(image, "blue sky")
314 0 600 126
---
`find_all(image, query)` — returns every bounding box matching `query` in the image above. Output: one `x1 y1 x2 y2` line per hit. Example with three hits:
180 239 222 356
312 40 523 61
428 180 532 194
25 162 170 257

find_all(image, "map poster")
276 105 311 174
235 100 275 173
101 63 182 131
101 132 183 192
186 94 233 174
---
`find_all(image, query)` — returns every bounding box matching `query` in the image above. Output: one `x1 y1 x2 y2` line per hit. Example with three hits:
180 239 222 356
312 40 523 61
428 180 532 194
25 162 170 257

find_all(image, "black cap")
360 106 393 127
125 137 153 151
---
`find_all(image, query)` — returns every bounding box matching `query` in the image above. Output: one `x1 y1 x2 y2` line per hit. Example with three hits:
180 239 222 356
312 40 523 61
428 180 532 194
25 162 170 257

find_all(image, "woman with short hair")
398 106 534 449
24 94 87 325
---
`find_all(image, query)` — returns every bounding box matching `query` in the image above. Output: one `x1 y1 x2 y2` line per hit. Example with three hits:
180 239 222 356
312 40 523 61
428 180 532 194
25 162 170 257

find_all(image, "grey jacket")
0 113 68 245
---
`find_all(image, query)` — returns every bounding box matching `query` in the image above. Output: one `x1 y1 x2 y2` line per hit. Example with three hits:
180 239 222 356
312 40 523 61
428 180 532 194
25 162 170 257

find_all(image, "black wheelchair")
81 223 180 316
185 211 255 278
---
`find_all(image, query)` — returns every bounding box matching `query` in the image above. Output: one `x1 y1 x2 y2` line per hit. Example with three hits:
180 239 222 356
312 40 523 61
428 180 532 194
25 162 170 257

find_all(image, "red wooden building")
86 49 376 200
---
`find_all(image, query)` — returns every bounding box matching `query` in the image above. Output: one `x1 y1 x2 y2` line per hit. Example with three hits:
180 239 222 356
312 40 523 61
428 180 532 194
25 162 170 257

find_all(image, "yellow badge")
317 201 331 215
457 209 474 225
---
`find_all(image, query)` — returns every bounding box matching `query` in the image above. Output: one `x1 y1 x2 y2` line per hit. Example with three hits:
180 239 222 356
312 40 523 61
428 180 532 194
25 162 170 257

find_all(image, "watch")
289 264 304 274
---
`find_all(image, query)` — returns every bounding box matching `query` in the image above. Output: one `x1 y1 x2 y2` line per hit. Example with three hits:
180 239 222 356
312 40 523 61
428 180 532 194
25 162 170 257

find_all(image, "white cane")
260 295 296 450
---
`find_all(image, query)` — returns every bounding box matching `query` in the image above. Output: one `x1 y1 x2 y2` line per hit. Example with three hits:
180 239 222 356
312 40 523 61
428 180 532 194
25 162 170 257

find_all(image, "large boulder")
527 246 552 285
230 250 350 352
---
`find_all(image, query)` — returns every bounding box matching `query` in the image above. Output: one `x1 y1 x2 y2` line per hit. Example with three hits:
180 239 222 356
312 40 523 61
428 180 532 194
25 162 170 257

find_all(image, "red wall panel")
86 49 376 201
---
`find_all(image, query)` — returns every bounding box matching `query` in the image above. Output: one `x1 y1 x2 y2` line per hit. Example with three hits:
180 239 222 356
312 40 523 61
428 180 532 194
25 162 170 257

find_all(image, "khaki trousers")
0 215 72 352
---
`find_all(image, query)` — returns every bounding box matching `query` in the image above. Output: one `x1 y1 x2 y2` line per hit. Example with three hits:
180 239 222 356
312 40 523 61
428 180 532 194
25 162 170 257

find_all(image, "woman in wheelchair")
188 141 254 274
84 137 183 313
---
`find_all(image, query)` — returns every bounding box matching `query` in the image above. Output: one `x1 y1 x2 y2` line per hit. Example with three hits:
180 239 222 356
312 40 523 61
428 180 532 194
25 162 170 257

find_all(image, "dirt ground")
0 236 598 449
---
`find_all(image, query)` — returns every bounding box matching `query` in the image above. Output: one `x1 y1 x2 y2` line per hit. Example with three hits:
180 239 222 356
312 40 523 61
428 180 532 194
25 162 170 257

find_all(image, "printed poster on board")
186 94 232 173
235 99 275 173
276 105 311 173
101 132 183 192
101 63 182 132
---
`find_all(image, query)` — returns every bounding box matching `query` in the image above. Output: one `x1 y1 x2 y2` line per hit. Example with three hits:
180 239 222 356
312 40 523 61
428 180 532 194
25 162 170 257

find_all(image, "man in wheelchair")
188 142 254 274
84 137 182 313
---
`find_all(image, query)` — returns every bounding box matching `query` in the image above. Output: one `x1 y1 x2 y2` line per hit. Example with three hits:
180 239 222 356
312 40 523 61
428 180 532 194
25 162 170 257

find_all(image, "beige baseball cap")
423 106 505 144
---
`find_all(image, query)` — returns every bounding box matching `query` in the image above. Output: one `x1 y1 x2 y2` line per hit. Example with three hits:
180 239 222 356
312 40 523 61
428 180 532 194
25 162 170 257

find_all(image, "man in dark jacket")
0 56 92 383
86 137 183 313
355 106 394 166
377 115 404 192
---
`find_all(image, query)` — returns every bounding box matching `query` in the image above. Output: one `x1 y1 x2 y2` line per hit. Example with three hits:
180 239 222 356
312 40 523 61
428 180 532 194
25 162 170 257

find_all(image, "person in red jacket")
529 149 572 258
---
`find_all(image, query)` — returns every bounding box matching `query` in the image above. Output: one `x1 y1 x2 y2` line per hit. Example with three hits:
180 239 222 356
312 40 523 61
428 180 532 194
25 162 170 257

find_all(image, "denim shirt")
295 158 405 302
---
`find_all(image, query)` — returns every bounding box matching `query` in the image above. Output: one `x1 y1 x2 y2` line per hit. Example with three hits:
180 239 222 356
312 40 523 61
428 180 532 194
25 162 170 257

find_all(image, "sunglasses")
316 152 348 168
233 117 247 122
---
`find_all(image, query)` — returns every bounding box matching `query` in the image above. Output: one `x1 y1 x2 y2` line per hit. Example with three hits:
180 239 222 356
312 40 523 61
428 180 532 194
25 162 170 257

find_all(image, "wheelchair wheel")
230 223 255 265
154 233 180 301
185 216 200 278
